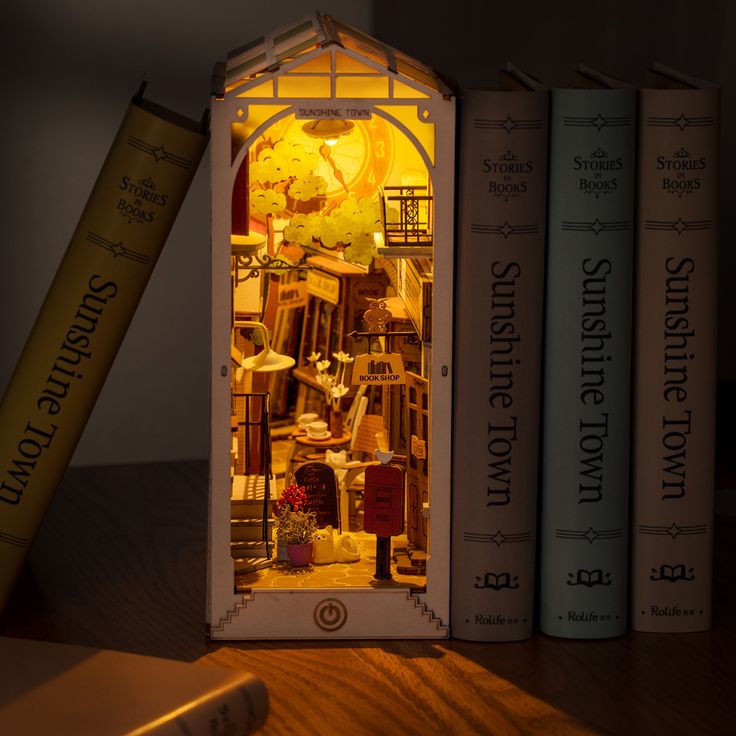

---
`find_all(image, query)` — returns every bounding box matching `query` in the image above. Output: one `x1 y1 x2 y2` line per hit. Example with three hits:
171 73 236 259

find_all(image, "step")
231 540 273 558
394 552 424 575
231 517 273 542
231 474 277 502
231 499 276 518
233 557 273 574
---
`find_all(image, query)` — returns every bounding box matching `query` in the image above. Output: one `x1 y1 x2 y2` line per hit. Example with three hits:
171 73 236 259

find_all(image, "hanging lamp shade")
243 348 295 373
301 119 354 144
234 320 295 373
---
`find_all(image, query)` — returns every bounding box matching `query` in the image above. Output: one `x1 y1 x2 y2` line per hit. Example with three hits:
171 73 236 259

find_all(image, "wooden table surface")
2 460 735 735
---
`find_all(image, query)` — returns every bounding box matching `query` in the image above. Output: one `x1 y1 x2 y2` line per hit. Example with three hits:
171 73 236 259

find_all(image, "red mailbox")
364 464 404 537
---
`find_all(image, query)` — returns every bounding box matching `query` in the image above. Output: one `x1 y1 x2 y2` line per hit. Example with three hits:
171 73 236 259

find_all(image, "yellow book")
0 87 208 609
0 636 268 735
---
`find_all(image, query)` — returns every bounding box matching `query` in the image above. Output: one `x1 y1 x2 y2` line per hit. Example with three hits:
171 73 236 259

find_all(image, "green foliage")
275 506 317 545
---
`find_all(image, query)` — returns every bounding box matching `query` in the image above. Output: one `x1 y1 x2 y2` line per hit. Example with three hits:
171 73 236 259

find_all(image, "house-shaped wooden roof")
213 12 453 99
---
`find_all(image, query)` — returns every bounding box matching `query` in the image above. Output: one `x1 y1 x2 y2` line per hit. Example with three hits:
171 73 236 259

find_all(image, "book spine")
140 675 269 735
0 97 208 609
451 88 548 641
630 87 719 632
539 88 635 638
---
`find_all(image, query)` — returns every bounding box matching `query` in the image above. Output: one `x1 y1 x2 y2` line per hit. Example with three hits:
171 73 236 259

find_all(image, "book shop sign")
307 270 340 305
352 353 406 385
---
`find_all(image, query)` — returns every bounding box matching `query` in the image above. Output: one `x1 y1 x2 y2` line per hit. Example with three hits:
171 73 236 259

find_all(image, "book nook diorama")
207 15 455 638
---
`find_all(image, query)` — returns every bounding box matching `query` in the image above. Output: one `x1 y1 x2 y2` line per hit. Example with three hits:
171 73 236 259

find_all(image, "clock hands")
319 143 350 194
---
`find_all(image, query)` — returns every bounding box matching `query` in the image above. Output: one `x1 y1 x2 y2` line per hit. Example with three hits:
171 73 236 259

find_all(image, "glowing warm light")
234 320 295 373
301 119 355 142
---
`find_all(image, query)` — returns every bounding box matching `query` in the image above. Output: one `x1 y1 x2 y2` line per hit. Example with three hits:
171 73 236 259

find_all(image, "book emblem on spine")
650 564 696 582
127 137 194 168
473 116 542 133
474 571 520 590
471 221 538 238
562 218 628 235
567 568 612 587
0 530 29 549
646 113 716 130
638 522 707 538
555 526 623 543
563 113 631 130
464 529 532 546
86 232 152 265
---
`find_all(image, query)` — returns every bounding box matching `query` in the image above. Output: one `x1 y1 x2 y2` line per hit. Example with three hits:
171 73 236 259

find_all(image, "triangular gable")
219 14 451 98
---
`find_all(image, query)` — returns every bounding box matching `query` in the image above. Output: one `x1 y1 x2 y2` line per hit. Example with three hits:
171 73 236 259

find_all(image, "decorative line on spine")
86 232 151 265
127 136 193 168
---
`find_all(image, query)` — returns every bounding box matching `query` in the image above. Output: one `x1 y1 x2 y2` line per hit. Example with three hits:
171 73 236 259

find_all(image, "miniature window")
236 80 274 99
277 76 331 98
285 55 332 74
334 52 381 75
335 76 389 98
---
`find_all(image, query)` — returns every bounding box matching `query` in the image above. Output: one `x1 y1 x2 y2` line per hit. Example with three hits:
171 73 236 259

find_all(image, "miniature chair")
327 413 386 527
344 386 368 435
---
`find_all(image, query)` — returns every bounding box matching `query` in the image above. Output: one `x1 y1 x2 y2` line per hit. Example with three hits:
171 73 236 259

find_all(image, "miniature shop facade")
208 15 454 639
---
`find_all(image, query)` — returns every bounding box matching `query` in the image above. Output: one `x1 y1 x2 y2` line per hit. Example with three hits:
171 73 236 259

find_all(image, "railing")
381 185 433 248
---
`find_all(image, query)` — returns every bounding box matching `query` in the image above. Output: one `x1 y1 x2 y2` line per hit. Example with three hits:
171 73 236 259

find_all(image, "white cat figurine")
325 449 347 468
311 526 338 564
311 525 360 564
335 533 360 563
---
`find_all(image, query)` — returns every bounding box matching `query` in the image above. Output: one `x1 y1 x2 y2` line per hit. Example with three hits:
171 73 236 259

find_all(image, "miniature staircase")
210 592 255 636
406 590 449 635
231 474 276 574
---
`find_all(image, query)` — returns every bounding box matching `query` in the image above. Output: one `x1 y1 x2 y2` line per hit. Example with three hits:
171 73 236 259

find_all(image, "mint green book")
538 66 635 638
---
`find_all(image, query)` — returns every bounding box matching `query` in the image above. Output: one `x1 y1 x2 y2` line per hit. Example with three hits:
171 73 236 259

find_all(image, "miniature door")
208 13 455 639
406 372 429 551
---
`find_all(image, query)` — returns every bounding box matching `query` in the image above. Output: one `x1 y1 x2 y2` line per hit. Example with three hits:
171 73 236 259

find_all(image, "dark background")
0 1 730 466
373 0 734 464
0 1 371 466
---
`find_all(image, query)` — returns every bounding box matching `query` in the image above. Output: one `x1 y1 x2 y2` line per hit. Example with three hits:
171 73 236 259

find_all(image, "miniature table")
293 430 351 451
288 429 352 467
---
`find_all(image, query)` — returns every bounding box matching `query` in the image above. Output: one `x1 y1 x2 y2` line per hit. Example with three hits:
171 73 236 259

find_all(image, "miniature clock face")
271 113 395 204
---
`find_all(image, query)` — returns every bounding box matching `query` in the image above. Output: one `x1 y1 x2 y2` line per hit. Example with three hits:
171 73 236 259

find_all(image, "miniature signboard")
294 461 339 529
278 280 308 308
306 269 340 305
352 353 406 385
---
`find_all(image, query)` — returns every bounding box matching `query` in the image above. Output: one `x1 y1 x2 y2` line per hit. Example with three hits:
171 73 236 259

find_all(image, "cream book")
0 637 268 735
630 63 719 632
451 64 549 641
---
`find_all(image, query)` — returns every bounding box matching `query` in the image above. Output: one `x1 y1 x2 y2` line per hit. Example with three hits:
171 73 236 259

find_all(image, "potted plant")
307 350 353 436
275 483 317 567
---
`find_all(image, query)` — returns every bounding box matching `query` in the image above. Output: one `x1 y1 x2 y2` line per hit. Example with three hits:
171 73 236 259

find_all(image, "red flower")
276 482 308 515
